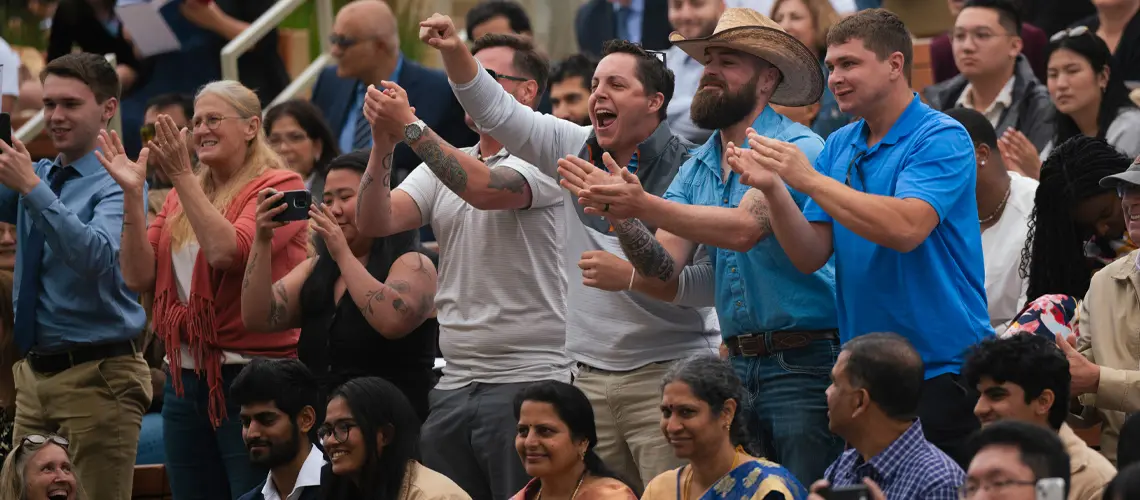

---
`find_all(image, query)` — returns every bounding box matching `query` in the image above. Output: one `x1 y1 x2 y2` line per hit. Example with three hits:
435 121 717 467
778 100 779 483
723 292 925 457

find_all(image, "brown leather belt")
27 340 136 374
724 330 838 358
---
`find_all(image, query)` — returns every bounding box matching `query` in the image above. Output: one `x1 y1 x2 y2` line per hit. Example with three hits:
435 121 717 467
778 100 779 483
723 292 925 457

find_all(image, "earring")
981 160 986 167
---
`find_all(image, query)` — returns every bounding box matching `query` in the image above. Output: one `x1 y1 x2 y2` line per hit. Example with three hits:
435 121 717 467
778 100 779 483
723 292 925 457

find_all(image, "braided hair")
1020 136 1131 302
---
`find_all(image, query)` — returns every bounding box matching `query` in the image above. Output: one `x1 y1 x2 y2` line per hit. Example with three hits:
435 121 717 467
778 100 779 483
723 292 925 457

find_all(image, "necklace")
979 182 1011 225
681 450 741 500
535 472 586 500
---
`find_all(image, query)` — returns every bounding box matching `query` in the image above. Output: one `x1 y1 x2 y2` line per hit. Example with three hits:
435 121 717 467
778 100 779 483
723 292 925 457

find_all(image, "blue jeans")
162 366 266 500
136 413 165 465
731 338 844 485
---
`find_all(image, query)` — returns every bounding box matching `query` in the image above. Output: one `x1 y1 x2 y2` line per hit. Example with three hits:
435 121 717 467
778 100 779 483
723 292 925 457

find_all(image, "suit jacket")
575 0 672 57
236 480 322 500
310 61 478 187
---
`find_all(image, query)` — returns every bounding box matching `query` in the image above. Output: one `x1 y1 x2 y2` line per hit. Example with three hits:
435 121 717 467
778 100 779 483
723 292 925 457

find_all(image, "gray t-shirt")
451 63 720 371
398 145 572 389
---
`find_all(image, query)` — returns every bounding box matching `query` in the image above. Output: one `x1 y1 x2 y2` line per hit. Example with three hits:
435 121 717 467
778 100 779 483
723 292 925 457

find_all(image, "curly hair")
962 334 1071 430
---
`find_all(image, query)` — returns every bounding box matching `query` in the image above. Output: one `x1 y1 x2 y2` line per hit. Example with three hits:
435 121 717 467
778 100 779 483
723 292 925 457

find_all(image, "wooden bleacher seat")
132 464 172 500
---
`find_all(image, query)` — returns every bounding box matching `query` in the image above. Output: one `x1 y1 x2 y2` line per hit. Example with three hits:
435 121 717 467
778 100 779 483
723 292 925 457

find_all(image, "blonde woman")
96 80 309 499
0 434 84 500
770 0 851 138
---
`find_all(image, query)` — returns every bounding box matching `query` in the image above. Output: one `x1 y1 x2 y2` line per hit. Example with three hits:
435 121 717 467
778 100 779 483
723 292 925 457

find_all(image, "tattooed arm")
612 218 697 283
407 127 536 210
626 189 774 253
355 138 426 238
240 236 315 332
337 251 438 339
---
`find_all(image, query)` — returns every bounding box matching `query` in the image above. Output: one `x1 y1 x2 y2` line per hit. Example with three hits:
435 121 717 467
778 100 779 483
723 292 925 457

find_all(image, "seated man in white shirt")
946 107 1037 334
233 359 325 500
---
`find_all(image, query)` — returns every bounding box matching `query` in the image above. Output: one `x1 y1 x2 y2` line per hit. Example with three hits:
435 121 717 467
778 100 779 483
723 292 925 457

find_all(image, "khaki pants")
574 361 683 492
13 353 152 500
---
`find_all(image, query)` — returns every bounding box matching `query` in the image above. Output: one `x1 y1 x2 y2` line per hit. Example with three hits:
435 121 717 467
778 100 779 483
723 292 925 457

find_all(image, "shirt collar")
261 445 326 500
53 149 104 177
855 93 925 150
693 105 783 168
358 53 405 94
612 0 644 13
584 120 675 170
955 76 1015 115
471 142 510 161
854 419 927 482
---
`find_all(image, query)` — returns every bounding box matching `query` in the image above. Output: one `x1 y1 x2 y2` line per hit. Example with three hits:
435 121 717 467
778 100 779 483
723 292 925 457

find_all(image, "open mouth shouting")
594 107 618 131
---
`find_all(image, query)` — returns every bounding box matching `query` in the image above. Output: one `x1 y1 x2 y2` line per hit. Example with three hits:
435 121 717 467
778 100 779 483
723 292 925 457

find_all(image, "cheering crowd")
1 0 1140 498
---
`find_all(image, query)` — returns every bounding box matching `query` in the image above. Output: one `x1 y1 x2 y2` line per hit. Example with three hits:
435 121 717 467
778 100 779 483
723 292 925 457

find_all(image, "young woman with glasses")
0 434 82 500
97 80 310 499
319 377 470 500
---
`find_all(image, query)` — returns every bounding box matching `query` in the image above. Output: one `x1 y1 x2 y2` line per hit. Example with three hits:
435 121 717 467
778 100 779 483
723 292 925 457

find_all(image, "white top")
261 445 325 500
981 172 1037 335
397 144 573 390
0 38 19 99
450 61 720 372
956 76 1015 129
171 242 250 369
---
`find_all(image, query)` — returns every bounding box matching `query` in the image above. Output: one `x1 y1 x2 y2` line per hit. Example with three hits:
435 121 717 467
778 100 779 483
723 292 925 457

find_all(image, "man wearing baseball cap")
562 7 842 482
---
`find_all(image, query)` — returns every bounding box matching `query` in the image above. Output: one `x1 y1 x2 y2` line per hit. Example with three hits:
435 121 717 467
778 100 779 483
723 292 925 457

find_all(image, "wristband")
628 267 636 290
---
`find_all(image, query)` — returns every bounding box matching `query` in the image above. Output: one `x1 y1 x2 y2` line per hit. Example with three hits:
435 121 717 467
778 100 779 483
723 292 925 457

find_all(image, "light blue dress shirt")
664 106 837 338
0 151 147 353
612 0 645 44
338 54 405 154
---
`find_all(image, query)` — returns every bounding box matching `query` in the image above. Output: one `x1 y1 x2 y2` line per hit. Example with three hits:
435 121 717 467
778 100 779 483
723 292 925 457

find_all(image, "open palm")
95 130 149 193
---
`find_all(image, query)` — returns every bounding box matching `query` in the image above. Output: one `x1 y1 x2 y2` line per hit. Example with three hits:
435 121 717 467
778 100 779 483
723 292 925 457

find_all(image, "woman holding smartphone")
96 80 308 499
241 149 438 420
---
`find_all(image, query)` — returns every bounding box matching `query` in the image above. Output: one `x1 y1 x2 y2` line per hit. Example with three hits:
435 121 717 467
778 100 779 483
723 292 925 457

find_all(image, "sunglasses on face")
328 34 376 49
486 68 530 83
1050 25 1090 43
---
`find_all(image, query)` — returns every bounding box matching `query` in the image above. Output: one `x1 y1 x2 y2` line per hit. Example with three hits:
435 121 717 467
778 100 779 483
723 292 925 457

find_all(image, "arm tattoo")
380 153 393 194
360 288 386 317
746 194 773 234
242 249 258 291
388 280 413 316
613 218 676 282
267 282 288 327
487 166 526 194
412 131 468 193
358 172 375 214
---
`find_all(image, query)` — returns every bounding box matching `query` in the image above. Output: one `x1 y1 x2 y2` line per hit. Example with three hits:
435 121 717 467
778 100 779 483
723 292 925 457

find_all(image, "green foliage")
281 0 427 63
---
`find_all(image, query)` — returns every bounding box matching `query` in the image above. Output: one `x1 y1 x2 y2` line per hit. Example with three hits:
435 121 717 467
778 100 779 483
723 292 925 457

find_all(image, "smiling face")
825 39 901 117
691 48 774 130
240 401 304 468
668 0 723 40
191 94 258 170
773 0 816 51
515 401 586 479
973 377 1052 428
659 381 733 459
322 396 369 476
41 75 115 161
322 168 364 245
23 444 77 500
1121 184 1140 242
589 53 664 151
1047 48 1107 116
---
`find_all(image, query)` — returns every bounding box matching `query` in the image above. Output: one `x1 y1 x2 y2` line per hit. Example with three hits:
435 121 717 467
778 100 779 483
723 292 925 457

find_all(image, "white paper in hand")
115 0 181 58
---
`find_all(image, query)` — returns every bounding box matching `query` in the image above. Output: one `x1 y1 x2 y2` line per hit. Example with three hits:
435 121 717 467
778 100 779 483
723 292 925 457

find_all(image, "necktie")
353 86 373 151
14 166 77 355
615 7 632 42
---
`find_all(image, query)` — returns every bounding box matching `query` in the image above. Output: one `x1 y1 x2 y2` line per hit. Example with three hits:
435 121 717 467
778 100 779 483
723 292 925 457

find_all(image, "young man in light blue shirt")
562 8 843 483
730 9 991 468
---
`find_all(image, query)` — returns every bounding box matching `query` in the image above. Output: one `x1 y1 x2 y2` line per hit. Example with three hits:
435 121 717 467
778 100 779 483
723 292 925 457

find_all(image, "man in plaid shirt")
808 333 965 499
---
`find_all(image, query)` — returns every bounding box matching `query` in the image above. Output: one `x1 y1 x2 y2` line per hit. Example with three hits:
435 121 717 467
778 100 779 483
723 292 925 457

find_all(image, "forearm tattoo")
613 218 675 281
267 282 288 327
412 130 468 194
746 193 773 234
241 249 258 291
360 288 385 317
488 166 526 194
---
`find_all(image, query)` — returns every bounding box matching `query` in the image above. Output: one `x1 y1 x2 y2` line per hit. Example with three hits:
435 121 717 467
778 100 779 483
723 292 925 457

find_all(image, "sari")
643 453 807 500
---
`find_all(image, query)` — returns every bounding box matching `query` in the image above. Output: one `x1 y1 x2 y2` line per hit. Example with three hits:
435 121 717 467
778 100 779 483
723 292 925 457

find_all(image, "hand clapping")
363 82 418 142
147 115 193 180
95 130 148 194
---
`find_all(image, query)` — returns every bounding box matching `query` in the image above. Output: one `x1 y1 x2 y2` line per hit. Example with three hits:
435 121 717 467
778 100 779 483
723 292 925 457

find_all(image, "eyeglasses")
1050 26 1090 42
486 68 530 83
22 434 69 450
192 115 241 131
646 49 667 65
844 151 867 192
141 123 156 144
958 478 1036 498
1118 184 1140 198
328 34 376 49
317 421 358 444
951 29 1013 44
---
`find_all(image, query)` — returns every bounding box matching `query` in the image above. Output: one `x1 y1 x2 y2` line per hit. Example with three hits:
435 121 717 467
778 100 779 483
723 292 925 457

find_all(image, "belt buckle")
736 334 764 357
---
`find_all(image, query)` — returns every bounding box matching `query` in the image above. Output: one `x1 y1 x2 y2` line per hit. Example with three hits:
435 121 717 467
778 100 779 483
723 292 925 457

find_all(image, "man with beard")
561 8 843 483
418 14 720 492
232 359 324 500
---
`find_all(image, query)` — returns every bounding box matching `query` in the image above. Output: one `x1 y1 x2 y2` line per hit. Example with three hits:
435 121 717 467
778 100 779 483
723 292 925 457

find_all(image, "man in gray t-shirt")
355 35 570 500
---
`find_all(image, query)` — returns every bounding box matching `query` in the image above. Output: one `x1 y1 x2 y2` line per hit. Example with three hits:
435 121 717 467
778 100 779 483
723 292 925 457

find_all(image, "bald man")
311 0 477 188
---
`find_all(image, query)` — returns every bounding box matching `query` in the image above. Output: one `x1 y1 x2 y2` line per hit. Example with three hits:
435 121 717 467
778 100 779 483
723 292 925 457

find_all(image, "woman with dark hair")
241 149 438 420
1020 136 1133 303
641 356 807 500
264 99 340 193
1001 26 1140 178
319 377 469 500
510 381 636 500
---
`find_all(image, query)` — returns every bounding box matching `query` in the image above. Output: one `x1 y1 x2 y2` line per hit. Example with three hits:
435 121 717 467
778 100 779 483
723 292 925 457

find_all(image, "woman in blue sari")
641 356 808 500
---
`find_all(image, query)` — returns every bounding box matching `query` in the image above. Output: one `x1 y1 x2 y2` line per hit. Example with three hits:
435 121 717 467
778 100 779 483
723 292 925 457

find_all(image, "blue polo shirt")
664 105 837 338
803 94 992 378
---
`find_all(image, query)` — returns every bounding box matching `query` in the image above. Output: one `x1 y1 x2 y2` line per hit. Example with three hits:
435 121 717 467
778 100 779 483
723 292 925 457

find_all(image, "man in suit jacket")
575 0 673 57
311 0 477 187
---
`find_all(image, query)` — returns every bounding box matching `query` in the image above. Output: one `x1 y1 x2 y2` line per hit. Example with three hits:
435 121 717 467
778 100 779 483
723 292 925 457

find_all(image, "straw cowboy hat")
669 8 824 107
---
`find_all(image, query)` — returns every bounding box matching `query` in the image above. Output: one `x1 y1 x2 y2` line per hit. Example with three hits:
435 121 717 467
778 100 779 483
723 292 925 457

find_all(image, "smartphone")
0 113 10 150
271 190 311 222
819 484 870 500
1036 478 1065 500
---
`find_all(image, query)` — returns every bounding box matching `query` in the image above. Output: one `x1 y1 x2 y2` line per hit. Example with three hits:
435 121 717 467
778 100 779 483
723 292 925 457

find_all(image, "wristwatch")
403 120 428 144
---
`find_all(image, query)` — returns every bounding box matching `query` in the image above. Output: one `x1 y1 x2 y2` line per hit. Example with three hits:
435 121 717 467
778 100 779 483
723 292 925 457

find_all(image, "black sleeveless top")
297 231 436 421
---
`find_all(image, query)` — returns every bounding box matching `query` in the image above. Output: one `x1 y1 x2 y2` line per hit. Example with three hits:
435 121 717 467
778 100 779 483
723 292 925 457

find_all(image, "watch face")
404 123 422 142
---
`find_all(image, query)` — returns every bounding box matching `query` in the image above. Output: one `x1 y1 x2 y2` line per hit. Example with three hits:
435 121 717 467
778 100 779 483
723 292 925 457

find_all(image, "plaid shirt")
825 419 964 499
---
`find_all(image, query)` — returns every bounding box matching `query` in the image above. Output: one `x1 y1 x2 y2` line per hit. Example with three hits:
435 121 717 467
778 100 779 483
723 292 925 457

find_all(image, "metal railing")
221 0 334 113
16 53 119 144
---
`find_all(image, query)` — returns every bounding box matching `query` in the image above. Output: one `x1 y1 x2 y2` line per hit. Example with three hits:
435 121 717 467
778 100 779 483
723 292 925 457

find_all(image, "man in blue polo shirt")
729 9 991 468
559 8 842 482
